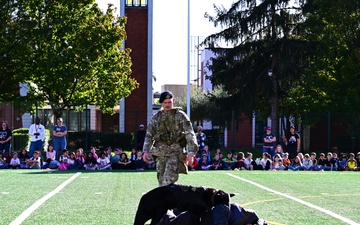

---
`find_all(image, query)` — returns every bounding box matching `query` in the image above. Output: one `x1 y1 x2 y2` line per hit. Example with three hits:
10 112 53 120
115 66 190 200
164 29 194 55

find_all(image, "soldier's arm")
179 111 198 156
142 116 157 153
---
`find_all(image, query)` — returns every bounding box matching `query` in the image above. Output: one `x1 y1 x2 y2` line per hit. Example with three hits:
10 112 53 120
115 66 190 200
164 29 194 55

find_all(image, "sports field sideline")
1 170 359 225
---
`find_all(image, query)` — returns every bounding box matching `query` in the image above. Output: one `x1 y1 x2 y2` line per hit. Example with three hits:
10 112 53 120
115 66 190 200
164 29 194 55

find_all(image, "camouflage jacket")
143 107 198 157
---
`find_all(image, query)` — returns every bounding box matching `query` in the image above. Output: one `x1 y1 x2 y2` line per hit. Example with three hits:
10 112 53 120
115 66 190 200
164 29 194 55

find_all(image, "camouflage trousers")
156 155 179 186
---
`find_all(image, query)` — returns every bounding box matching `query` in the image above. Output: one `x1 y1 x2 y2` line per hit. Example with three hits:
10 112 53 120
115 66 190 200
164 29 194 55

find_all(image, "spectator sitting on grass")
222 152 237 170
111 148 121 169
198 154 212 170
282 153 291 170
347 153 356 171
236 152 245 170
84 152 97 170
257 152 271 170
211 154 224 170
316 153 331 171
118 152 132 170
288 156 302 171
243 152 255 170
59 149 70 170
271 153 284 171
0 152 9 169
19 148 29 169
9 152 20 169
309 152 317 170
44 144 59 169
355 152 360 171
338 155 348 171
97 152 112 170
328 152 338 171
26 150 41 169
135 150 145 171
90 146 98 160
301 153 313 171
274 144 284 158
143 152 156 170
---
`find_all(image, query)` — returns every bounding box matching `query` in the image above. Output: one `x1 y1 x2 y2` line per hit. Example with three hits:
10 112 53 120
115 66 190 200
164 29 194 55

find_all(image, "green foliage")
67 131 134 151
202 0 313 135
12 128 30 134
12 133 30 151
1 1 138 116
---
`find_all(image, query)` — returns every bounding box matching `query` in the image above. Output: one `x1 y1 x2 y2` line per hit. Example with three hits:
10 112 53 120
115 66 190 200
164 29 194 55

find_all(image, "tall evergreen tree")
202 0 313 135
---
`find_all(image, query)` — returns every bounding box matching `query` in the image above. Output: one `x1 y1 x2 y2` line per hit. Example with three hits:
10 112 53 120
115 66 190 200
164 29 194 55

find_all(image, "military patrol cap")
159 91 174 103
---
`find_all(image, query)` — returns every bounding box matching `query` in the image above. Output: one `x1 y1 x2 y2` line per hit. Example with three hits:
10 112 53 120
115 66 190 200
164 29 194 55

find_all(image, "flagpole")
186 0 191 118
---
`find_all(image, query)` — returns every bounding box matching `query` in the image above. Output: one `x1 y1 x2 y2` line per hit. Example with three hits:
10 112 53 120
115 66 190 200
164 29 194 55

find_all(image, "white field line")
10 172 82 225
226 173 360 225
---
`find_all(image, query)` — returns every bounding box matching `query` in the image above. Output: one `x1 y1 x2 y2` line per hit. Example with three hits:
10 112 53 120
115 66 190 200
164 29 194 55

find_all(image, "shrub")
66 131 134 151
12 133 30 152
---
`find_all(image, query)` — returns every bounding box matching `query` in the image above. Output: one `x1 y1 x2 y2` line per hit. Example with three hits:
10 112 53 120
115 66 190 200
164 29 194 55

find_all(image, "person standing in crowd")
0 120 12 154
136 124 146 150
143 91 198 186
53 117 67 160
196 125 206 156
263 127 276 157
282 125 300 160
28 117 46 157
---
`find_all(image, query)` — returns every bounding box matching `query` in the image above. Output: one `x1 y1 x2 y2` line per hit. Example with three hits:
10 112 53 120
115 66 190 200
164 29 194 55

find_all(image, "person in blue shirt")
262 127 276 157
53 117 67 160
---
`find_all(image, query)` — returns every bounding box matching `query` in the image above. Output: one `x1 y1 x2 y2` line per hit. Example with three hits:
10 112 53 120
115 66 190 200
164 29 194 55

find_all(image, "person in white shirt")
97 152 111 170
9 152 20 169
28 117 45 157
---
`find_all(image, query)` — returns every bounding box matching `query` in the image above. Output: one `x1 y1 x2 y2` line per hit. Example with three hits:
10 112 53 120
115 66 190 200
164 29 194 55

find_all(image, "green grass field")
1 169 360 225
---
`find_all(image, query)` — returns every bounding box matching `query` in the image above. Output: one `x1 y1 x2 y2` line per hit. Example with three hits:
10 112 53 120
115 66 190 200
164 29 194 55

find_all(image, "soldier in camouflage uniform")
143 91 198 186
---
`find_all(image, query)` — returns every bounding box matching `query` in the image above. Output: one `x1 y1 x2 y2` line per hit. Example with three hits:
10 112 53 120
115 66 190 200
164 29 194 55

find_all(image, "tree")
177 86 231 128
0 0 29 102
202 0 313 135
6 0 138 117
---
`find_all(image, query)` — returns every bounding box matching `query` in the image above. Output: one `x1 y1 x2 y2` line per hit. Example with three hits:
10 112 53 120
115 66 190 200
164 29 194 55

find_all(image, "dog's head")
211 189 235 207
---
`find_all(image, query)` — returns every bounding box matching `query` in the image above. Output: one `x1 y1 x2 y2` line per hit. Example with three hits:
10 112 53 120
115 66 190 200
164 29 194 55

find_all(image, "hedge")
66 131 134 151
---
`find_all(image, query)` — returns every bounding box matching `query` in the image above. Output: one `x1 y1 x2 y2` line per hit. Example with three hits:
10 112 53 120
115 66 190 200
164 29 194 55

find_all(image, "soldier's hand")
186 156 194 166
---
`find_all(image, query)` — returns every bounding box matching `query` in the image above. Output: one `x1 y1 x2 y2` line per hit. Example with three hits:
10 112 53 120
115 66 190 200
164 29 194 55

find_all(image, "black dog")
134 184 234 225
